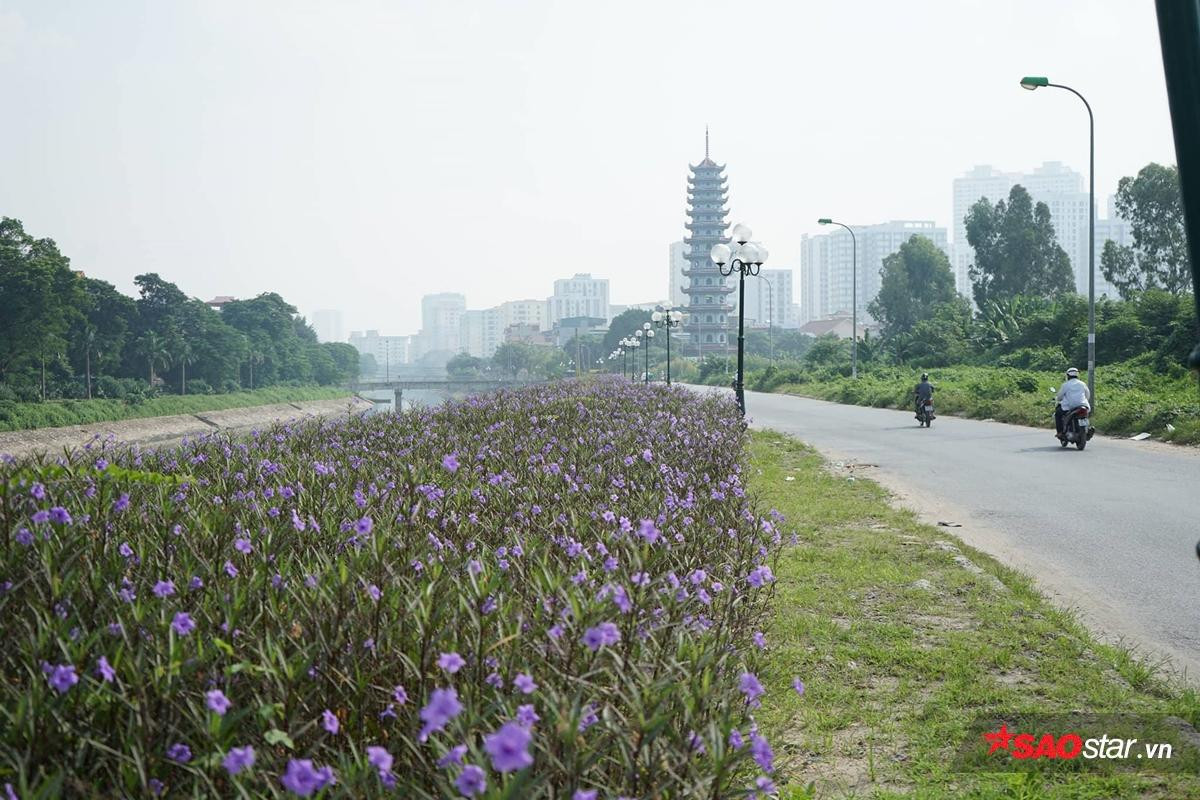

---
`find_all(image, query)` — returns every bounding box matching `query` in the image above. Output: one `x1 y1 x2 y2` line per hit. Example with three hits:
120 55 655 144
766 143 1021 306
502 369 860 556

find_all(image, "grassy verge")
745 362 1200 445
0 385 349 432
748 429 1200 799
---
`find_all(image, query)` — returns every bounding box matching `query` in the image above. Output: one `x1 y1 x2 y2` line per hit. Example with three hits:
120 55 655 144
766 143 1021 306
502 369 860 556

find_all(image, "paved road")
698 387 1200 680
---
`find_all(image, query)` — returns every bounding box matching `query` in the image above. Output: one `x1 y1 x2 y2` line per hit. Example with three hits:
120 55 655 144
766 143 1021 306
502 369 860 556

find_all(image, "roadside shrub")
0 379 786 796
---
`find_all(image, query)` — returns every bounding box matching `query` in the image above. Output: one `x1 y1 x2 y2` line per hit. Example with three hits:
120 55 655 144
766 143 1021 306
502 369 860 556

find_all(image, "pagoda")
680 130 735 358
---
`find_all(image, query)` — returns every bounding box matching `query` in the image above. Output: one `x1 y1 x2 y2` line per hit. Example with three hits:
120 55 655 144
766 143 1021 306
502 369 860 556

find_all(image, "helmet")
1066 367 1080 378
921 373 929 381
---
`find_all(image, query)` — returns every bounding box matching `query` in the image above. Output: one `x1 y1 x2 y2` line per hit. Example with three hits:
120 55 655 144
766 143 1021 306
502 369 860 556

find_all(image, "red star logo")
983 724 1013 754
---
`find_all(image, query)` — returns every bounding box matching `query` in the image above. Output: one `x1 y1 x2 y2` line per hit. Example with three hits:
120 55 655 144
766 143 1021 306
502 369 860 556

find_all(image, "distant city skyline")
0 2 1175 334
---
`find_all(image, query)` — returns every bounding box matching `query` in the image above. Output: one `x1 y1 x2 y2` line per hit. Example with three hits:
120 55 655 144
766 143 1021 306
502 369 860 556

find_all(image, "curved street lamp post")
710 223 768 415
818 218 858 378
640 323 655 384
652 308 687 385
1020 75 1096 406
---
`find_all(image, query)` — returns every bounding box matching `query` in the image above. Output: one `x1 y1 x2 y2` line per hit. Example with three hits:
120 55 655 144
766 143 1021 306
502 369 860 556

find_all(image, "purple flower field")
0 379 786 797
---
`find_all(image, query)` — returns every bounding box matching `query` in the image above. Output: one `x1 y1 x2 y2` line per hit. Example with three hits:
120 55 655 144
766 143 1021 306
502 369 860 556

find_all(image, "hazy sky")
0 0 1178 335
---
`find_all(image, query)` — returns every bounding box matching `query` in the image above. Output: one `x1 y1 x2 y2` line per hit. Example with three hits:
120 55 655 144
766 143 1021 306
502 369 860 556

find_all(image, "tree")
602 309 653 354
966 185 1075 307
447 352 485 378
1101 163 1192 297
491 343 535 377
323 343 360 382
0 218 83 382
170 337 196 394
134 331 171 386
868 235 958 338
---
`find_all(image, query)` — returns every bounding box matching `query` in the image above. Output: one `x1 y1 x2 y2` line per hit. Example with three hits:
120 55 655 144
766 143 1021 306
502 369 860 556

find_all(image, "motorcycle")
916 396 935 427
1053 394 1094 450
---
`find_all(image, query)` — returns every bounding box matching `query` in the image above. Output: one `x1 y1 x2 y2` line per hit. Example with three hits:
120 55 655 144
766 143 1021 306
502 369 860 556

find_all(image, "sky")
0 0 1179 336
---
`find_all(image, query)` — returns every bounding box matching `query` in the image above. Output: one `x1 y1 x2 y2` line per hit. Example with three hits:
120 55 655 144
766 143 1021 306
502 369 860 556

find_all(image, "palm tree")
172 338 196 394
134 331 171 387
82 326 96 400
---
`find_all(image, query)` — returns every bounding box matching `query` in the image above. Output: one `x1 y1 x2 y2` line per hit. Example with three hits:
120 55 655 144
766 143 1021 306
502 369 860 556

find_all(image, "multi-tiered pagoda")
680 132 734 357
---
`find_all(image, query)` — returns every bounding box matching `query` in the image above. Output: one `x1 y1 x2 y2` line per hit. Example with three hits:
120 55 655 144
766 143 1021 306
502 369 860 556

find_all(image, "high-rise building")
952 162 1121 298
310 309 344 343
348 330 410 377
668 241 690 309
743 269 795 329
420 293 467 354
458 299 548 359
800 221 949 323
548 275 609 326
680 135 734 356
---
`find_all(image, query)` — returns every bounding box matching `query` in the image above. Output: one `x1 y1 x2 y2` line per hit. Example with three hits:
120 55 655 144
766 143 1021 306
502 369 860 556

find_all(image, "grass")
743 362 1200 445
747 429 1200 799
0 386 350 432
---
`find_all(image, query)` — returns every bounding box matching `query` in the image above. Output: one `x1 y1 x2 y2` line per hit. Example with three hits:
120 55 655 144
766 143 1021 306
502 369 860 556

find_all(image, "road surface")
702 387 1200 681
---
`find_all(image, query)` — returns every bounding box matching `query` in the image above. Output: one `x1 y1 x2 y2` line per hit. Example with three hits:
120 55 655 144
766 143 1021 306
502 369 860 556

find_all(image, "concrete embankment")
0 397 373 458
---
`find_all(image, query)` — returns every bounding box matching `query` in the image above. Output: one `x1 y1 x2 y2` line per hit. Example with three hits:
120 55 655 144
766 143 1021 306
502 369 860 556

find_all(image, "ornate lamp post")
652 308 686 385
1020 75 1096 406
710 223 767 415
639 323 655 384
628 336 640 381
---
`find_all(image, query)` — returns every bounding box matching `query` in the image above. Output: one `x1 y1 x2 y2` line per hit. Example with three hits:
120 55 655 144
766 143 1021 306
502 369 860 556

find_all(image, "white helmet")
1066 367 1080 378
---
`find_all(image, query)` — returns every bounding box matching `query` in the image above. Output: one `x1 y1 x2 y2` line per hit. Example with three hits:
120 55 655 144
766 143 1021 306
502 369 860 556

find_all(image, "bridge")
350 378 547 408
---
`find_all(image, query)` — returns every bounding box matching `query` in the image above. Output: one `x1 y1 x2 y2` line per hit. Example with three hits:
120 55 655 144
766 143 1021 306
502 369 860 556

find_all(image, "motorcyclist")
914 372 934 419
1054 367 1090 437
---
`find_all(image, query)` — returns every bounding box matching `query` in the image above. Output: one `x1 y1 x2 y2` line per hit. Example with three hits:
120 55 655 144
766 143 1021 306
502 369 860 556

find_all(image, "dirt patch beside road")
0 396 372 458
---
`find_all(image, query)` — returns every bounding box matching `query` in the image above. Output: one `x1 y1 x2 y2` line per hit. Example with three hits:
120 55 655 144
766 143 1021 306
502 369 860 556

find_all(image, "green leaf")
264 728 294 749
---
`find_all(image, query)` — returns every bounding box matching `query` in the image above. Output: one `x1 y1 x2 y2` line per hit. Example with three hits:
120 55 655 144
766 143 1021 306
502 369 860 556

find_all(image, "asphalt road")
698 386 1200 680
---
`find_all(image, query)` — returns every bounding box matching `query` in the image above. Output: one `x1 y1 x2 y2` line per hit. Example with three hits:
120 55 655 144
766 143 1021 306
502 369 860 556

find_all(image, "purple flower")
224 745 256 775
582 622 620 651
95 656 115 683
753 631 766 649
638 519 660 544
14 529 32 546
574 791 598 800
442 453 460 473
321 709 340 734
468 559 483 576
46 663 78 694
513 673 537 694
547 624 564 641
366 583 381 602
206 689 231 715
189 576 204 591
171 611 196 636
755 776 777 795
729 729 744 749
455 764 486 797
30 482 45 500
438 652 466 674
739 672 765 708
419 687 463 742
746 565 774 588
112 493 130 512
118 542 133 558
355 516 373 535
792 677 806 696
224 560 239 578
234 537 252 554
484 721 533 773
166 742 192 763
516 704 540 727
366 745 394 774
279 759 335 796
578 704 599 732
49 507 72 525
393 685 408 705
153 580 176 598
148 779 164 796
31 510 49 525
750 732 775 773
438 744 467 768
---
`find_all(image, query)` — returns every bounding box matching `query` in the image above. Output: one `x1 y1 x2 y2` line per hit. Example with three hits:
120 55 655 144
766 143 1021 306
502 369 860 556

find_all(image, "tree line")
861 162 1195 372
0 218 359 403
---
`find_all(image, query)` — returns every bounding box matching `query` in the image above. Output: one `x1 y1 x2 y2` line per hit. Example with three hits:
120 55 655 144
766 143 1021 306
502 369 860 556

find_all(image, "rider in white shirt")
1054 367 1090 436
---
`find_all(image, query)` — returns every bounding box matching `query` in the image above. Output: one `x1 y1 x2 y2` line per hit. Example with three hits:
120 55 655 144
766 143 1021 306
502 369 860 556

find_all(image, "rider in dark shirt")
914 373 934 418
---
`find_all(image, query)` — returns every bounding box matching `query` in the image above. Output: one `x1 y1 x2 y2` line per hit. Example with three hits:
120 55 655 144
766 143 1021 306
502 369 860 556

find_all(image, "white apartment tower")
420 292 467 355
800 221 950 324
548 274 610 325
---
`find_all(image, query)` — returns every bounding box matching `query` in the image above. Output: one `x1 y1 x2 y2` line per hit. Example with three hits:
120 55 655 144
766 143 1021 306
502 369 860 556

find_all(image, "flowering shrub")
0 379 785 797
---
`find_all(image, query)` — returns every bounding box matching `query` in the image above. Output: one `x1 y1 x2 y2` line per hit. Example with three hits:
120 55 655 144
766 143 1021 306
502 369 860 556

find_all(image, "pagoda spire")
705 126 709 160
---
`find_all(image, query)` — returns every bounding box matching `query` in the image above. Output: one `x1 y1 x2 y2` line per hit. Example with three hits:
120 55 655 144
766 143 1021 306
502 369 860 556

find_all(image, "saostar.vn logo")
983 724 1173 761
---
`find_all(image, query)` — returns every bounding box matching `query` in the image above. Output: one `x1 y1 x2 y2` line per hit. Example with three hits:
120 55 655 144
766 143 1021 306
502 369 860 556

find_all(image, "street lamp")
629 336 640 381
652 308 687 385
640 323 655 384
710 223 767 414
818 218 858 378
1019 75 1096 406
